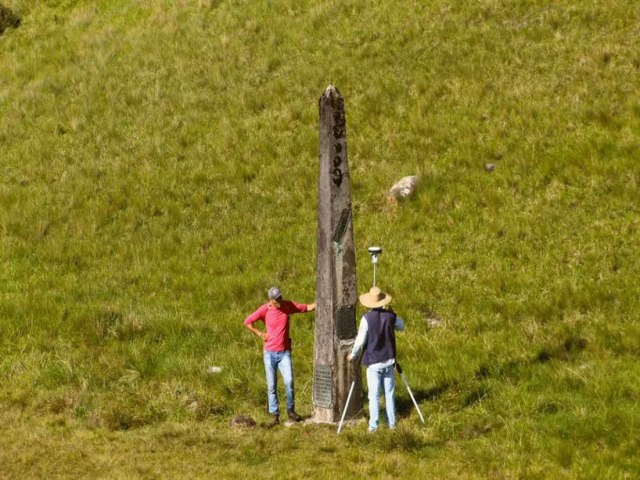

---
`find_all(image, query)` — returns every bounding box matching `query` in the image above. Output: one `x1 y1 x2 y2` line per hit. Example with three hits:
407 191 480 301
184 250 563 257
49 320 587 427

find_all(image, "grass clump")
0 4 20 34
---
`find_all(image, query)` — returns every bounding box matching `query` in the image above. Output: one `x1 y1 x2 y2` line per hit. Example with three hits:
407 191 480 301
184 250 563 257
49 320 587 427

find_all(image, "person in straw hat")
347 286 405 432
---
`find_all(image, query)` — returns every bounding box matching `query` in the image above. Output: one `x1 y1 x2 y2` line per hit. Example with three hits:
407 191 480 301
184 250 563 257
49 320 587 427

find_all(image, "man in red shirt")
244 286 316 426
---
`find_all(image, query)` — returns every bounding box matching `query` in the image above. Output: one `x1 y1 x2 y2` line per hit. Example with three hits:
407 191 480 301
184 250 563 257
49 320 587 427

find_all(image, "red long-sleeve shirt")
244 300 308 352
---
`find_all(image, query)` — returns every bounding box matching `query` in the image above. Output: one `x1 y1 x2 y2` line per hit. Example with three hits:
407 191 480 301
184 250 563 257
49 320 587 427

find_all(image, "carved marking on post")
332 151 343 187
333 106 345 139
331 167 343 187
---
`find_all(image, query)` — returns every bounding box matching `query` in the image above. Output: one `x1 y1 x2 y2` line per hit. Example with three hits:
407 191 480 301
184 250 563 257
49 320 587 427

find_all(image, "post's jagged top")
322 84 342 99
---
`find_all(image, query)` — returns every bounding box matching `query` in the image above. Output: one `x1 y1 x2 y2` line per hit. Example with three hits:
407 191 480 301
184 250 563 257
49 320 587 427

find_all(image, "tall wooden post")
313 85 362 423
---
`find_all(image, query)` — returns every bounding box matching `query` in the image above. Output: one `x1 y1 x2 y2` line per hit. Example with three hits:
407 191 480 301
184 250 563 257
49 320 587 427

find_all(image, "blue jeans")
263 350 294 414
366 363 396 431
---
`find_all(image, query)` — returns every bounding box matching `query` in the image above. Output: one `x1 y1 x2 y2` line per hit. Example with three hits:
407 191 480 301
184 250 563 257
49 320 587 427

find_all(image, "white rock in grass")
427 317 442 328
388 176 418 200
207 366 223 374
424 309 442 328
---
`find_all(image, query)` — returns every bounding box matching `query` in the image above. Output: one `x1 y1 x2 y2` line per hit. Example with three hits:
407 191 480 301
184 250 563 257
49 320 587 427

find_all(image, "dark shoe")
267 414 280 427
287 410 302 422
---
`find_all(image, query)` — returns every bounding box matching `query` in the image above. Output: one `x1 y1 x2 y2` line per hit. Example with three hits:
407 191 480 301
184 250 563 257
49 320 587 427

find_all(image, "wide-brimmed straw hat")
359 286 392 309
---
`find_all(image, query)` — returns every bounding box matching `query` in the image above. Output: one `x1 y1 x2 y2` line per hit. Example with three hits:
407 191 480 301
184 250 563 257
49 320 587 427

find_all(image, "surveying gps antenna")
367 246 382 287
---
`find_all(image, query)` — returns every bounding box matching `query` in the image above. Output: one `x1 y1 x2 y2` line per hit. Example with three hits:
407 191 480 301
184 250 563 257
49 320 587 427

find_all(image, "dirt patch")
229 414 256 428
0 4 20 35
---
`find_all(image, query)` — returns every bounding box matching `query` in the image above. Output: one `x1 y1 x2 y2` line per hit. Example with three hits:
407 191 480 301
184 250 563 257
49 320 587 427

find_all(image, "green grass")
1 0 639 477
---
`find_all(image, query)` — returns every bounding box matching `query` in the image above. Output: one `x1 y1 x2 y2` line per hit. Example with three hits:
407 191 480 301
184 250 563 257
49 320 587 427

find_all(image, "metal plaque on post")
336 305 357 340
313 364 333 408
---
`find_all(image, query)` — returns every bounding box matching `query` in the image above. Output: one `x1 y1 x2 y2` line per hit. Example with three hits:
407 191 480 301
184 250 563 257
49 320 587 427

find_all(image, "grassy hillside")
1 0 639 477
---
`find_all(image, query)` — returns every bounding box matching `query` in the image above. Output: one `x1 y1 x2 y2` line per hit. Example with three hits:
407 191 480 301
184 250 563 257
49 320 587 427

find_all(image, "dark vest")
362 308 397 366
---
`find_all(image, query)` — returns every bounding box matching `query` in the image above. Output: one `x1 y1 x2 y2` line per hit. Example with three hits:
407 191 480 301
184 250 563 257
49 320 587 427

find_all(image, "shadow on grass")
475 335 589 381
395 383 450 419
395 334 588 419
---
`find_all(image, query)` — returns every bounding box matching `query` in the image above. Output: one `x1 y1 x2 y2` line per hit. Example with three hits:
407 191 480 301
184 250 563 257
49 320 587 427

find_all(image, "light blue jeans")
366 363 396 431
263 350 294 415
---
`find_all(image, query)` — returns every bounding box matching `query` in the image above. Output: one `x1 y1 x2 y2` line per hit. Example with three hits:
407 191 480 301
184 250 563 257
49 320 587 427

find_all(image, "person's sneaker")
287 410 303 422
267 414 280 427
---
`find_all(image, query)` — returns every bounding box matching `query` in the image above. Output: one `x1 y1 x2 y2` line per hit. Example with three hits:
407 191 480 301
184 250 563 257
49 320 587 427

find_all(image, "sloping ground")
0 1 639 477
